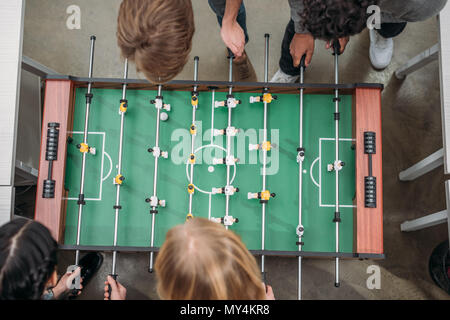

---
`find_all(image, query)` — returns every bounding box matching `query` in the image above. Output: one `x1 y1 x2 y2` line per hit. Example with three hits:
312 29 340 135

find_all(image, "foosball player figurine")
214 97 242 109
213 127 239 137
190 124 197 135
145 196 166 214
212 156 239 165
147 147 168 159
113 174 125 185
249 90 277 104
77 142 96 155
248 190 276 204
210 216 239 227
249 141 271 152
212 186 239 196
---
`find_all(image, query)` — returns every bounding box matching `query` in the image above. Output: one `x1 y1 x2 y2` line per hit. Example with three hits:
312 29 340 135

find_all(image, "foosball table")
35 35 384 299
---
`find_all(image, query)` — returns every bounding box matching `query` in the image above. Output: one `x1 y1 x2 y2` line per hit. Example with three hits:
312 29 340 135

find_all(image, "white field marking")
65 131 106 202
185 143 236 195
318 138 356 209
208 193 212 220
102 152 113 182
310 157 320 187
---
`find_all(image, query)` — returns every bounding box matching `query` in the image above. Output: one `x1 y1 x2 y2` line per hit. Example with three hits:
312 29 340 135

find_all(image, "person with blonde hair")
117 0 195 84
104 218 275 300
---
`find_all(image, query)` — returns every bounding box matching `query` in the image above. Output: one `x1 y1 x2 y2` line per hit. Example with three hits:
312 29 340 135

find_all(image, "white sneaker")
270 68 299 83
369 28 394 70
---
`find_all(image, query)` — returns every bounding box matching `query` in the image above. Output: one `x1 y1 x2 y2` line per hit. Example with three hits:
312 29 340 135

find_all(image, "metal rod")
298 55 305 300
149 84 163 272
75 35 96 266
261 34 270 276
224 54 234 229
188 57 199 215
334 43 340 288
111 59 128 277
210 89 216 143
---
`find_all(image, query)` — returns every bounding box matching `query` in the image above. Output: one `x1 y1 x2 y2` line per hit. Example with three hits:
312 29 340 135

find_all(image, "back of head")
0 219 57 300
155 218 265 300
302 0 377 40
117 0 195 84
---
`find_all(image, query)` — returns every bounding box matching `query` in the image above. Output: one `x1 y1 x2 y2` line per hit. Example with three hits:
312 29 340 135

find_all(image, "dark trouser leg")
376 22 407 38
278 20 300 77
207 0 249 44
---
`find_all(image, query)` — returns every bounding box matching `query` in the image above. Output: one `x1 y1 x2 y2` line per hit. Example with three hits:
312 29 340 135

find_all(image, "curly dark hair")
301 0 377 40
0 219 57 300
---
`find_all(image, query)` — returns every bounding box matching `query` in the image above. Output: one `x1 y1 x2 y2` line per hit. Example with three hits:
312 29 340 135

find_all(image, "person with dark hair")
0 218 104 300
270 0 448 83
0 218 80 300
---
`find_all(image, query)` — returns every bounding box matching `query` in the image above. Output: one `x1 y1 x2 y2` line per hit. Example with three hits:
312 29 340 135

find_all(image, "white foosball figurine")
149 146 168 159
210 216 239 226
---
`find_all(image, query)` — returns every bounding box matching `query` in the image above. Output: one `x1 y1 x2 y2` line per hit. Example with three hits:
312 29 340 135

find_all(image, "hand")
104 275 127 300
221 19 245 59
265 285 275 300
52 267 83 299
325 37 350 54
290 33 315 67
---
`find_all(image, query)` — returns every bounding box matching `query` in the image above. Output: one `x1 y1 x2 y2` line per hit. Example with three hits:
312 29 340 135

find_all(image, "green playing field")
64 87 355 253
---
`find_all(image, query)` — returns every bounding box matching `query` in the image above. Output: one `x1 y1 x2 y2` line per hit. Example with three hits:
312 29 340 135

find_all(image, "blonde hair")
155 218 266 300
117 0 195 83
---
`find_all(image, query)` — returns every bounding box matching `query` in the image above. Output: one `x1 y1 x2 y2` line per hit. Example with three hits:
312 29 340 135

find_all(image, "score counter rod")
74 35 96 266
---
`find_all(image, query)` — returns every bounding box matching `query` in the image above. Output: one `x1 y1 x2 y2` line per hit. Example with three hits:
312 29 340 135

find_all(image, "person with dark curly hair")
0 219 82 300
271 0 448 82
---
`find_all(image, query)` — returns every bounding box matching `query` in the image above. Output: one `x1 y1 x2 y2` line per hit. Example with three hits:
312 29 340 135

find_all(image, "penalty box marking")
309 138 356 209
65 131 113 202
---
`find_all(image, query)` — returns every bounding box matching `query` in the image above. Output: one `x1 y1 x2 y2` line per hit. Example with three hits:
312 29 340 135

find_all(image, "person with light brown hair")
116 0 195 84
104 218 275 300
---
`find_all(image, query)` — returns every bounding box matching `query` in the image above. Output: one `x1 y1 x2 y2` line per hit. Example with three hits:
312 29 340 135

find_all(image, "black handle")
227 48 235 60
333 39 341 56
107 274 117 300
300 54 307 69
262 271 268 292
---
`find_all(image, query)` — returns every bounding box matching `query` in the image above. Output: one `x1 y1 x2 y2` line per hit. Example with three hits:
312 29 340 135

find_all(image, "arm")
288 0 308 34
288 0 315 67
221 0 245 58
